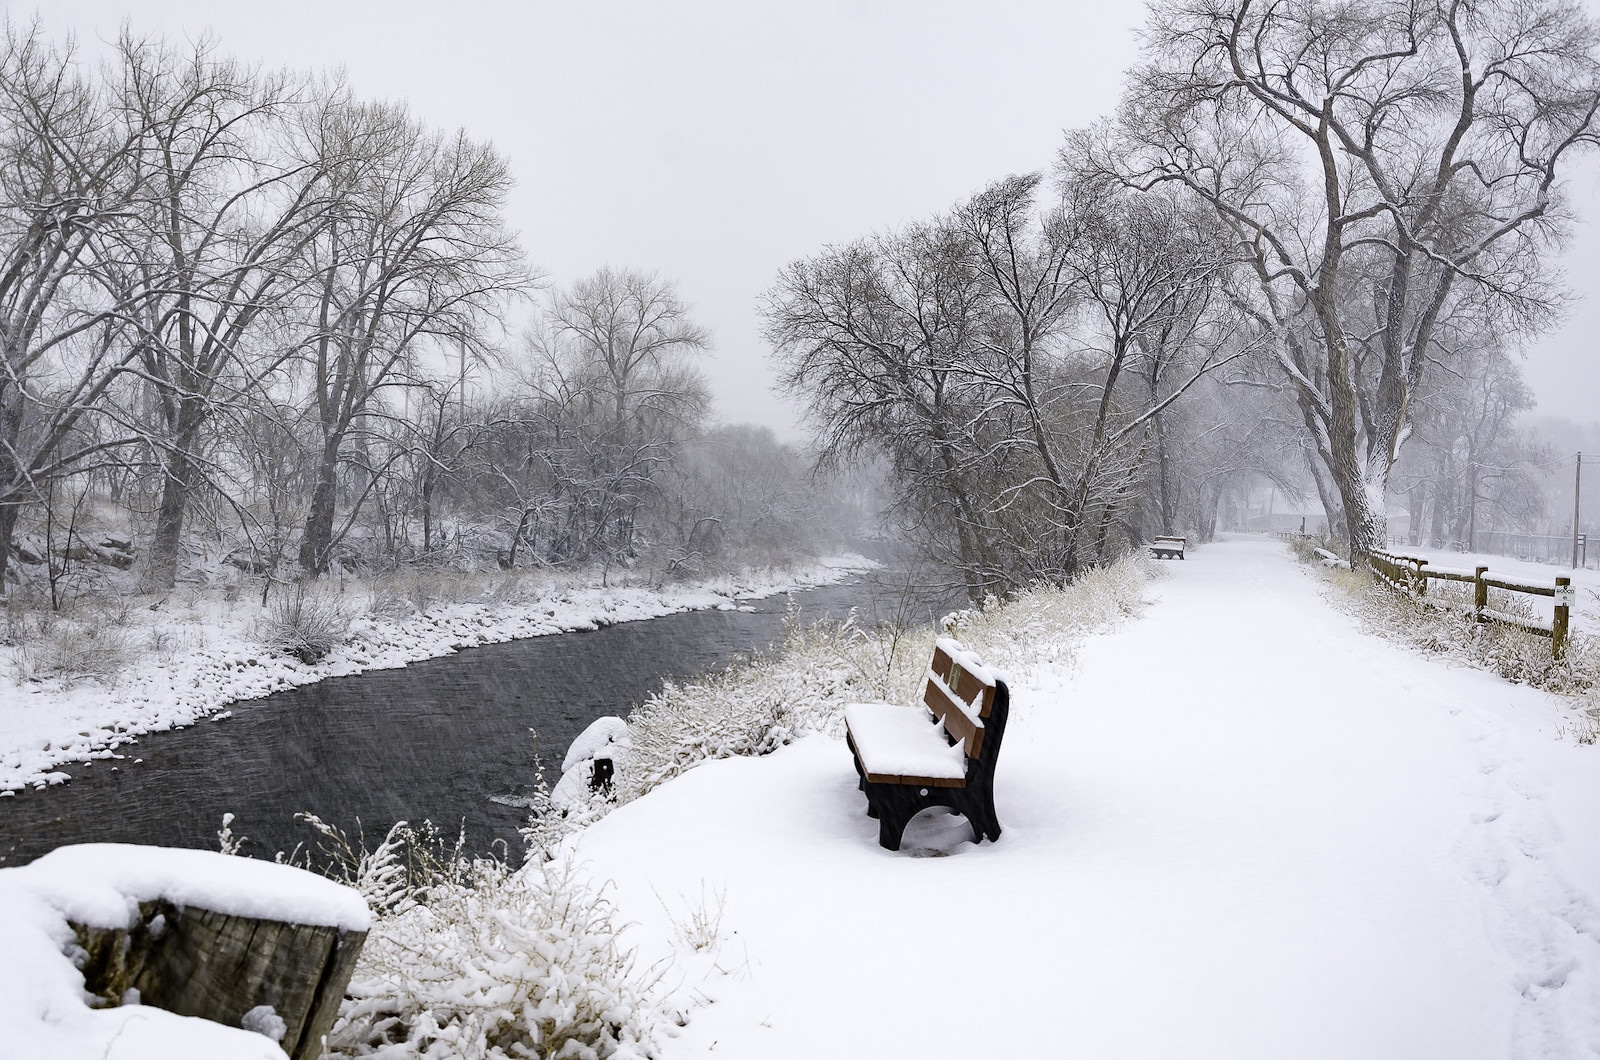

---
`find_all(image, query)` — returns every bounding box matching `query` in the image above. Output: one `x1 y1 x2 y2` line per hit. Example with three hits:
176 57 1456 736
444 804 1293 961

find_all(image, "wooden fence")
1369 548 1575 660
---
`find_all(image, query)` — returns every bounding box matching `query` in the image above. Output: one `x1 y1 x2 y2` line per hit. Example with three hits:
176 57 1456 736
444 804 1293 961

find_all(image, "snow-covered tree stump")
13 844 370 1060
74 899 366 1059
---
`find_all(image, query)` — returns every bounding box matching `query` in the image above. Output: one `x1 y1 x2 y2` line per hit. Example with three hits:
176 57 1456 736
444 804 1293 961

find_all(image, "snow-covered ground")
0 556 874 794
569 537 1600 1058
1380 544 1600 636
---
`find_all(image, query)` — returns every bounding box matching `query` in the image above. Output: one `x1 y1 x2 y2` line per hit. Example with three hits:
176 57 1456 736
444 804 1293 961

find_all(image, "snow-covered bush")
942 553 1157 675
289 816 665 1060
11 608 132 684
332 860 662 1060
615 608 899 805
258 582 353 663
1312 561 1599 701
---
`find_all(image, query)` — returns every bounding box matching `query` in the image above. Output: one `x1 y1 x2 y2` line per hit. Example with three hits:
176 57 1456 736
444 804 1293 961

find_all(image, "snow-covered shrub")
282 814 665 1060
329 858 663 1059
11 609 132 684
1283 533 1344 566
1315 563 1599 702
614 608 896 804
259 582 352 663
942 553 1156 676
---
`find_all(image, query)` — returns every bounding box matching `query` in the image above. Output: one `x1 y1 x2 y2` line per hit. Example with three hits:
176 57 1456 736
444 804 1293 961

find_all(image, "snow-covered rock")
562 715 631 773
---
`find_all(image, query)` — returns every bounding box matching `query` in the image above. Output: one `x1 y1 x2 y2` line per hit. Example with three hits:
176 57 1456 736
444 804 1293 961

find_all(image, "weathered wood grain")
73 899 366 1060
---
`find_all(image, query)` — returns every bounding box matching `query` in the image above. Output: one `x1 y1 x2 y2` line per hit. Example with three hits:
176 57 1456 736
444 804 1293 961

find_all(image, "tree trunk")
1155 414 1175 535
1429 475 1449 547
147 438 202 590
0 494 18 591
299 444 341 574
421 466 435 553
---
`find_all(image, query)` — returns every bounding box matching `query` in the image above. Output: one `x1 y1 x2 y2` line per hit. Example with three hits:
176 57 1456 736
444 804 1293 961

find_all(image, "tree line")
0 24 859 602
766 0 1600 593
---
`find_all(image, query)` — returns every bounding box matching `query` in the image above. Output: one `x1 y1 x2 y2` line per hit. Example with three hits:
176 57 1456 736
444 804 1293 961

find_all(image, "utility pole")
1575 451 1583 570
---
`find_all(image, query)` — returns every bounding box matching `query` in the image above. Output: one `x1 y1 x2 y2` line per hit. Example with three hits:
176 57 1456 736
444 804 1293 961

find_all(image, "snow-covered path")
575 537 1600 1059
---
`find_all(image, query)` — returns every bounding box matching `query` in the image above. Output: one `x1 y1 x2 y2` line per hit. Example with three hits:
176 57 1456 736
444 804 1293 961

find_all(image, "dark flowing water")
0 574 953 867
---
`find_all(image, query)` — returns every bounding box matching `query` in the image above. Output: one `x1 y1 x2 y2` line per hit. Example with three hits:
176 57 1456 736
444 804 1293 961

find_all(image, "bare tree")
289 94 531 574
107 33 330 588
1393 322 1544 546
768 174 1243 594
0 22 147 589
962 173 1241 571
764 221 1018 599
1103 0 1600 563
512 269 710 565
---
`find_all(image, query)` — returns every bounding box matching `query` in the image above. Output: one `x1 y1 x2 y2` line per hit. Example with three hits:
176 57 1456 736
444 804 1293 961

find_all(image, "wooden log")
73 899 366 1060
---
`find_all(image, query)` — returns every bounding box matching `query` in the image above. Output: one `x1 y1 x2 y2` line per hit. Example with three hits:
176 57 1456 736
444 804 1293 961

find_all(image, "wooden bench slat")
930 644 995 711
923 679 980 756
860 771 968 787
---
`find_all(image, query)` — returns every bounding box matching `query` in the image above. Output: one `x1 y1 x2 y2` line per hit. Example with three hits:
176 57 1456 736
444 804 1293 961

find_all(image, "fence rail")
1369 548 1573 659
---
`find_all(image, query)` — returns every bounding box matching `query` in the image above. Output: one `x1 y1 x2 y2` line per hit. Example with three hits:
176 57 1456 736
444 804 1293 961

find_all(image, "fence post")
1554 576 1571 661
1414 559 1428 597
1474 566 1488 618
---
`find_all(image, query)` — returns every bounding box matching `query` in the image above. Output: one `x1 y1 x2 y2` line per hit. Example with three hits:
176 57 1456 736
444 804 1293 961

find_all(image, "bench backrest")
924 637 1001 759
1154 535 1187 546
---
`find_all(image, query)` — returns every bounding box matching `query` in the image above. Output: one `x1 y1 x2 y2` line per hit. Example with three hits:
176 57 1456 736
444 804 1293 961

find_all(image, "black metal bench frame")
845 641 1010 851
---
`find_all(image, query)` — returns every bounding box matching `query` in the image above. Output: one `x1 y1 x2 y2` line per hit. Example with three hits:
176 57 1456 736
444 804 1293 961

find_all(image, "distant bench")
843 638 1009 851
1149 535 1186 560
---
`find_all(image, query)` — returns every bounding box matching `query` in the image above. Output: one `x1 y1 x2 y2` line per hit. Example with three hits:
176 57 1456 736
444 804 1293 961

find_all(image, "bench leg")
967 803 1002 844
864 784 919 850
951 774 1002 845
878 813 906 851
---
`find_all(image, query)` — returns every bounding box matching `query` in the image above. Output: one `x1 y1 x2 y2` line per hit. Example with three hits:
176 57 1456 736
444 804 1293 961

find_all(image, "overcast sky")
16 0 1600 439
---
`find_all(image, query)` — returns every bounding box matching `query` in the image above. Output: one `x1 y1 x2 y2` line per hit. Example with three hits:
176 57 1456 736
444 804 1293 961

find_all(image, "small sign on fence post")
1554 577 1572 661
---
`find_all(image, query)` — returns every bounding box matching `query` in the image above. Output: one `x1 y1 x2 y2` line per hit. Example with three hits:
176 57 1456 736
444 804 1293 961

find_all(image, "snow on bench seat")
843 702 967 785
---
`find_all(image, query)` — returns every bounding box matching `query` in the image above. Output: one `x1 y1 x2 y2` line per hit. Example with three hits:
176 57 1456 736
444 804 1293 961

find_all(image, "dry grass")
8 604 134 686
257 582 354 664
1300 553 1599 731
291 815 665 1060
10 614 132 688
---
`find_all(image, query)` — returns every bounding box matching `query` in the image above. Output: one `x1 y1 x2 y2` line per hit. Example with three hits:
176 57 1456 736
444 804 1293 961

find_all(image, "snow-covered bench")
843 638 1009 851
1149 535 1186 560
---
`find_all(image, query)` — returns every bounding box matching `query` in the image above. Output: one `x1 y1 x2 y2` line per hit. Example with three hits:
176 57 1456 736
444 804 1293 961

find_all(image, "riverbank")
0 556 874 794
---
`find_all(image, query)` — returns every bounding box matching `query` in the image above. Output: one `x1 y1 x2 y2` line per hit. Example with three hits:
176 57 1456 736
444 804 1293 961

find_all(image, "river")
0 573 948 867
